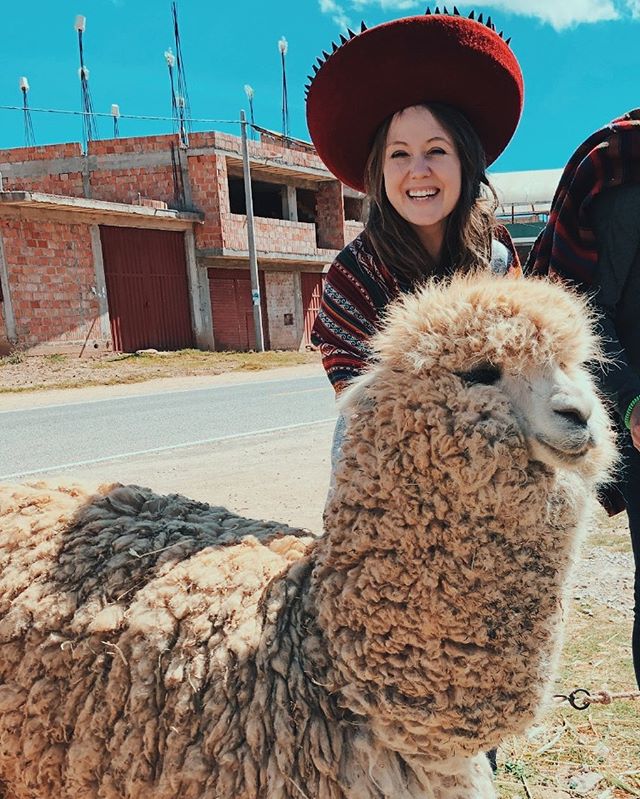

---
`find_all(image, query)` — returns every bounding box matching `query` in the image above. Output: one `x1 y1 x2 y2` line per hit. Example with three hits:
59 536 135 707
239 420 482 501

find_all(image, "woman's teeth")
407 189 438 199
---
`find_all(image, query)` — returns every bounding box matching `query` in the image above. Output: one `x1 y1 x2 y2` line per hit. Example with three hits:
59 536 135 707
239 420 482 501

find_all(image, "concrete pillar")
281 185 298 221
184 229 214 350
315 181 345 249
0 232 17 342
89 225 112 339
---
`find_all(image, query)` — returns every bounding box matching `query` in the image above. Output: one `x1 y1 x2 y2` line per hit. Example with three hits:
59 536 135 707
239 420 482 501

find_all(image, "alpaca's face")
357 273 617 488
469 360 613 480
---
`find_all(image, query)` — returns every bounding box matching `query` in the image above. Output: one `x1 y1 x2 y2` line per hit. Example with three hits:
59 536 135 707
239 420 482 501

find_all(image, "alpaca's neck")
311 435 588 759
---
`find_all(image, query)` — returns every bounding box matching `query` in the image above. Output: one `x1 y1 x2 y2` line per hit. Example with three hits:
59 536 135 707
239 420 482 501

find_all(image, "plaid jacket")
526 108 640 285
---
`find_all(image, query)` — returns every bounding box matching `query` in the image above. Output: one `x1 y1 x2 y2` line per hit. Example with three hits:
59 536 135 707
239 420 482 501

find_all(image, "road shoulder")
0 362 326 412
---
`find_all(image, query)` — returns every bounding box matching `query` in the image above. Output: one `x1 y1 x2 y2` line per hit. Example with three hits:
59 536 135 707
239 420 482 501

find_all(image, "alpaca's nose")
554 407 589 428
551 393 592 429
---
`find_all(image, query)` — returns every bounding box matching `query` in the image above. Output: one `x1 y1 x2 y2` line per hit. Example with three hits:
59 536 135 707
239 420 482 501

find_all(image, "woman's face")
382 105 462 255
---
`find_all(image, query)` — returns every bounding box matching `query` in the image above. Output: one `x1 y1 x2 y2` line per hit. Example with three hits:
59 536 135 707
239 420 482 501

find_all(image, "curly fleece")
0 274 615 799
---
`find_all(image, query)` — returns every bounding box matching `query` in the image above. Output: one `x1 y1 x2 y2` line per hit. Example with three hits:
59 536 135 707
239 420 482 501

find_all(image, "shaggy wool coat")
0 274 616 799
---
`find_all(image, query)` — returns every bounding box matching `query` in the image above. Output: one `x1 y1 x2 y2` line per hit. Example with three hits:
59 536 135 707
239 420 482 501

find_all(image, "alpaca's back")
0 482 314 799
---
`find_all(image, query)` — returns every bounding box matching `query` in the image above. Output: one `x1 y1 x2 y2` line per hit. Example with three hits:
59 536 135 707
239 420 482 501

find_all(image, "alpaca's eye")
458 365 502 385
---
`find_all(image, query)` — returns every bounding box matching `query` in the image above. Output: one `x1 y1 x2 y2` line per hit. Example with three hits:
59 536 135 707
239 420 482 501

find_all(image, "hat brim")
306 14 524 192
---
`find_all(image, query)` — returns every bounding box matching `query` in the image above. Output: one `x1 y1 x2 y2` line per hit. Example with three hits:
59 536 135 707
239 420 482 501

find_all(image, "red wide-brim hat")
305 9 524 192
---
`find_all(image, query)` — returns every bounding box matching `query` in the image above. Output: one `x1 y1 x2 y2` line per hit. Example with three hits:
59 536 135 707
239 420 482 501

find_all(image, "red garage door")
100 226 194 352
301 272 325 347
208 268 270 351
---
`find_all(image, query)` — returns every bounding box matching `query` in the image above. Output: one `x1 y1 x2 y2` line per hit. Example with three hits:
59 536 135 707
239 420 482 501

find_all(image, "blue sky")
1 0 639 173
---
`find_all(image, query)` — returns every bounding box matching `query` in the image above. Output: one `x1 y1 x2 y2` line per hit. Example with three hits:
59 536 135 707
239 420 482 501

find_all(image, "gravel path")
574 510 635 616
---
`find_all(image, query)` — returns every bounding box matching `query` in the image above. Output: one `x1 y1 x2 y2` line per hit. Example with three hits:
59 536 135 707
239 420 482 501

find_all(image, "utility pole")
240 109 265 352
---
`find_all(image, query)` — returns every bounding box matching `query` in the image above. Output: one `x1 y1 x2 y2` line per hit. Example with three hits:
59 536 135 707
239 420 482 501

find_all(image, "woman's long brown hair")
363 102 499 284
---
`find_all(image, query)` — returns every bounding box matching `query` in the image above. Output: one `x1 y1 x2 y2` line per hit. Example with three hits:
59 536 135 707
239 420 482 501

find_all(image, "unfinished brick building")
0 129 366 355
0 129 551 356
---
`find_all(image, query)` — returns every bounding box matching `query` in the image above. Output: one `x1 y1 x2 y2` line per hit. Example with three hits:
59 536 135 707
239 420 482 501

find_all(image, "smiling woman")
306 9 524 395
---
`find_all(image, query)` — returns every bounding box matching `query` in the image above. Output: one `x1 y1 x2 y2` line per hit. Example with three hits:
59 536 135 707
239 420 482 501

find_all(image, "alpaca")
0 273 616 799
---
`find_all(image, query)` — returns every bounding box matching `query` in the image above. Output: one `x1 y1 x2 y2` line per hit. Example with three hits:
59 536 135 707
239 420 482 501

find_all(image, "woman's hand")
630 402 640 451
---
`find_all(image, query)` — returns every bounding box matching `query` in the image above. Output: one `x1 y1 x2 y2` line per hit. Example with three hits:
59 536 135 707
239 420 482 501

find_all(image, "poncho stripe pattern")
311 235 406 392
526 108 640 285
312 229 520 392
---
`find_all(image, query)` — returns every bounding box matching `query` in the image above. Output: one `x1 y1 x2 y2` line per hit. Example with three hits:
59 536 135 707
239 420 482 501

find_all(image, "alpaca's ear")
337 368 377 416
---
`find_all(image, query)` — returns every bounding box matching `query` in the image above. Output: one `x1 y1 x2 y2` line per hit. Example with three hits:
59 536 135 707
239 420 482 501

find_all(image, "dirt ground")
0 349 321 392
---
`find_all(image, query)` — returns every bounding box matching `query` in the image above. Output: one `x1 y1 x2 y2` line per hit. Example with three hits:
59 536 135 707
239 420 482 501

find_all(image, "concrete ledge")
0 191 203 227
196 246 337 265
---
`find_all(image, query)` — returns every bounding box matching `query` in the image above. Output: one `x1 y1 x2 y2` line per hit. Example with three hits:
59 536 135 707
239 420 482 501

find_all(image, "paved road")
0 369 338 530
1 373 336 480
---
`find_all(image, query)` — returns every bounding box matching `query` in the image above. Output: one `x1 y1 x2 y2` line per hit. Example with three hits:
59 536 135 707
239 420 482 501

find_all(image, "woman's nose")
411 156 431 176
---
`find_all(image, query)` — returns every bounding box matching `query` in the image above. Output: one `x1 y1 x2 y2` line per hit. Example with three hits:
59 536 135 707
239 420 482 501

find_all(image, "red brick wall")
0 142 86 196
0 142 82 163
222 214 320 255
0 218 109 352
90 137 182 205
188 152 227 249
245 131 326 171
88 136 178 156
3 174 86 196
89 166 176 205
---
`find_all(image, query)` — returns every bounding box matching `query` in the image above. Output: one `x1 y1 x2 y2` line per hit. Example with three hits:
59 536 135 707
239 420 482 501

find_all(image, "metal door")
208 268 269 351
100 226 194 352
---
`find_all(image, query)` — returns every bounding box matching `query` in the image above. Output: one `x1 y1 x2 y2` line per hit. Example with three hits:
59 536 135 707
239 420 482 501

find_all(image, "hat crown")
304 8 512 95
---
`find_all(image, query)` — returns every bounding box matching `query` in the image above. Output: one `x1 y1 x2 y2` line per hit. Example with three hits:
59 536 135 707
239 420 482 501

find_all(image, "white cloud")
319 0 352 29
351 0 419 8
476 0 619 30
347 0 634 29
624 0 640 16
321 0 639 32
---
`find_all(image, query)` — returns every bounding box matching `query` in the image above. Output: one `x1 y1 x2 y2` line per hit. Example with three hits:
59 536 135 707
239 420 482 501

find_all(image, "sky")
1 0 639 174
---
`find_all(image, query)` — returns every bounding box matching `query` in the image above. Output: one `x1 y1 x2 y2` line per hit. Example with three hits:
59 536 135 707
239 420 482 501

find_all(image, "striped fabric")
526 109 640 284
312 227 520 393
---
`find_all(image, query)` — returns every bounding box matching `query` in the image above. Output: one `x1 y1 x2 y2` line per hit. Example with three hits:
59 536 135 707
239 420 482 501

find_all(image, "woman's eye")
428 148 446 156
458 365 502 385
390 150 408 158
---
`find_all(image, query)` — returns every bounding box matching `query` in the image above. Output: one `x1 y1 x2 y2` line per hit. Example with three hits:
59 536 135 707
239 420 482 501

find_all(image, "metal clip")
554 688 592 710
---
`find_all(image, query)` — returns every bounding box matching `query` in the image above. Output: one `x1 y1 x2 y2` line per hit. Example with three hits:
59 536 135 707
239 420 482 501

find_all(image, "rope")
554 687 640 710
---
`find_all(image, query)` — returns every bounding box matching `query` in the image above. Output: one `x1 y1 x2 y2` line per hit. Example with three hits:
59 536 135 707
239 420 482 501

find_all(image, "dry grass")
496 522 639 798
0 349 321 393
